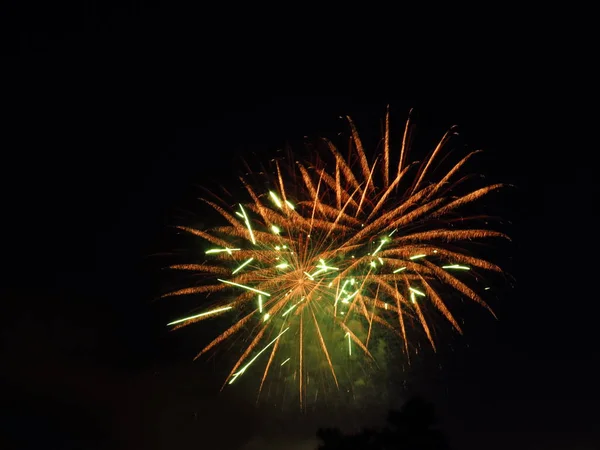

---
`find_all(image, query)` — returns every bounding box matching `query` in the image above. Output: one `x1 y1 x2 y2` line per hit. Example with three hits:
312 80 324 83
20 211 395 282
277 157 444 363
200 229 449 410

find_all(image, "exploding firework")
163 107 509 407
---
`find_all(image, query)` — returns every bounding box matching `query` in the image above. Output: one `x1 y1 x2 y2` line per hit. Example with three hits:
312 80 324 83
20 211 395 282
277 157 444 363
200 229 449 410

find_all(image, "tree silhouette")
316 396 450 450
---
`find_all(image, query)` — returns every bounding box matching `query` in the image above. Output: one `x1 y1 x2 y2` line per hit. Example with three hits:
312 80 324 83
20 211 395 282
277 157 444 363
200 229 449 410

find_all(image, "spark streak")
217 279 271 296
229 327 290 384
167 306 233 326
442 264 470 270
232 258 254 274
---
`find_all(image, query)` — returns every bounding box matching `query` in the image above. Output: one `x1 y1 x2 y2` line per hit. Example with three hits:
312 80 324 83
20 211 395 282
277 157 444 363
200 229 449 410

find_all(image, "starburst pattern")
163 107 509 407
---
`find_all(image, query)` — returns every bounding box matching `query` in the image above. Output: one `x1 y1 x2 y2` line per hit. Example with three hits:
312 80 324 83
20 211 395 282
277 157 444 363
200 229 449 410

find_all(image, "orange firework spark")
163 108 509 406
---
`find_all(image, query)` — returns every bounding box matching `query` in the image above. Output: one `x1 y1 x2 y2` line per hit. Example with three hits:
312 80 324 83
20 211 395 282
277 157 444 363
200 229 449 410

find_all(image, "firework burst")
163 107 509 407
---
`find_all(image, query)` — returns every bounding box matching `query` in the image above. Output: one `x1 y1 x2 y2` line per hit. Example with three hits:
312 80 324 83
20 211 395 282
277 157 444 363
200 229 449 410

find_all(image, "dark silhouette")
317 396 450 449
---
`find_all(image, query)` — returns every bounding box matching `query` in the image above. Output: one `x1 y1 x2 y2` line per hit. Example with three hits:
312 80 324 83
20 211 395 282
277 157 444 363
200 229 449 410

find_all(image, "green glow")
285 200 295 210
275 263 289 269
304 271 314 280
335 280 351 304
282 298 304 317
342 290 359 304
238 204 256 245
410 254 426 260
229 327 290 384
282 304 297 316
167 306 232 326
280 357 290 366
232 258 254 274
370 261 377 268
217 279 271 296
269 191 283 208
378 257 384 265
271 225 281 234
206 247 241 254
484 287 491 290
310 268 326 277
258 295 263 313
263 313 270 321
442 264 470 270
410 292 416 303
372 238 389 256
345 332 352 355
310 259 339 277
319 259 337 269
388 228 398 237
409 287 425 297
393 266 407 273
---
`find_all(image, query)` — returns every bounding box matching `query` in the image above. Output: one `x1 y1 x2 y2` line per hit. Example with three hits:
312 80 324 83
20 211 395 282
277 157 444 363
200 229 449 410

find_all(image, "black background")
3 3 598 449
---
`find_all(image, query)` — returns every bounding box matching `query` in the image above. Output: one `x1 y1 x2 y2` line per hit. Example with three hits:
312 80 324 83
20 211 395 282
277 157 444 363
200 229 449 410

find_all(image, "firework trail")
163 107 509 406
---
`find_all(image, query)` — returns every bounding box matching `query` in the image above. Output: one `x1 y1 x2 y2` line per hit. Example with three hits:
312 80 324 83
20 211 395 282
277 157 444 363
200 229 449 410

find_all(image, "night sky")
4 4 598 450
